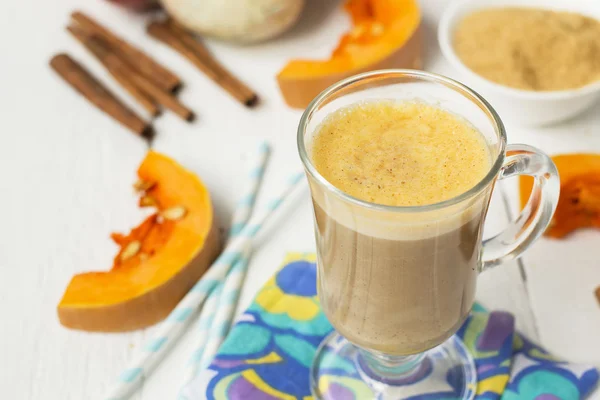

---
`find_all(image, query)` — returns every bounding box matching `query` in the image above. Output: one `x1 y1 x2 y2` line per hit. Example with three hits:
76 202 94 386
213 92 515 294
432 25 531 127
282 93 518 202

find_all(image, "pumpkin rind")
57 151 221 332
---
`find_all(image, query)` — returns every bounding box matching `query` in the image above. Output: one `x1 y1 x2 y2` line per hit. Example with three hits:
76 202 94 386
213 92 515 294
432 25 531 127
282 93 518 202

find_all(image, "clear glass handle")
482 144 560 270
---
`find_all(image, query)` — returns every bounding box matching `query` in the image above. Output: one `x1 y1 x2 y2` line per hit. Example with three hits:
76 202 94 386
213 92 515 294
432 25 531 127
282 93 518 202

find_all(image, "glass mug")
297 70 559 399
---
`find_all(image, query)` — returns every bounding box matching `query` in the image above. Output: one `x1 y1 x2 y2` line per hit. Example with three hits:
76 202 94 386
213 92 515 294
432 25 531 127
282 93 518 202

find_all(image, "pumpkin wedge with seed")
57 151 221 332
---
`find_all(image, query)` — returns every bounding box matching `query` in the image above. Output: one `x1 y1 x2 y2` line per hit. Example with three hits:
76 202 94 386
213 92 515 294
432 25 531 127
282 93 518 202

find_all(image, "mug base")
310 332 476 400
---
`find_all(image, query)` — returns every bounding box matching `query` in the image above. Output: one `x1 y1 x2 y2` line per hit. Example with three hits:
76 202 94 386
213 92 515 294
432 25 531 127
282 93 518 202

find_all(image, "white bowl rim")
438 0 600 100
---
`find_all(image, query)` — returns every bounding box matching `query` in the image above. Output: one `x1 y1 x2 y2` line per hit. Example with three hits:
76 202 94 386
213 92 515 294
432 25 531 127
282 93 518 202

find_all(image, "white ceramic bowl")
438 0 600 127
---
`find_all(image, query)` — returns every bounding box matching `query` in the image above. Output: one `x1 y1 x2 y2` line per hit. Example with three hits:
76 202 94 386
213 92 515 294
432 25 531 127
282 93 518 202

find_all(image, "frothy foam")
309 100 492 240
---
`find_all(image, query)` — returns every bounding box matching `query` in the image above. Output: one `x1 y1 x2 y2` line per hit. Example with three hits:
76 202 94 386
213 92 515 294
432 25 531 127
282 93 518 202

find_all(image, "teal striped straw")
104 169 305 400
196 252 250 368
176 254 251 400
191 284 221 358
179 143 269 392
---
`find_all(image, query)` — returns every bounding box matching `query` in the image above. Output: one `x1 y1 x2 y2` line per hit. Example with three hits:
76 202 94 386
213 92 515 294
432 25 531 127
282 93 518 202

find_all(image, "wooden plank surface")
1 0 597 399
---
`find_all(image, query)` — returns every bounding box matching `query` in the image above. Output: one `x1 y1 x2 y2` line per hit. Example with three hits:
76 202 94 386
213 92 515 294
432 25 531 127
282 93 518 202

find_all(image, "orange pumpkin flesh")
520 154 600 239
58 151 221 332
277 0 422 109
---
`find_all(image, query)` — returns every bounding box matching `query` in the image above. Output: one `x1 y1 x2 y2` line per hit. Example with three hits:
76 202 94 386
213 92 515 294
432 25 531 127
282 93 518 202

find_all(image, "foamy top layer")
311 100 491 206
309 100 493 239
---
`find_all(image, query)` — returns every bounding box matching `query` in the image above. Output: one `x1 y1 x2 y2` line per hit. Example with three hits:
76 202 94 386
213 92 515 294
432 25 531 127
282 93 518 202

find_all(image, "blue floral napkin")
183 253 599 399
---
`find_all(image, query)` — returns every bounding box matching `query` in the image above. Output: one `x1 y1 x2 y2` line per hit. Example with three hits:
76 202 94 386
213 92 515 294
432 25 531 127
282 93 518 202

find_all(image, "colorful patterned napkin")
183 253 599 400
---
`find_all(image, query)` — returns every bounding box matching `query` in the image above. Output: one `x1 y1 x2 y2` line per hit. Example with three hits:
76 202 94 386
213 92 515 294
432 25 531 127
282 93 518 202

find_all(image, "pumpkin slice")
277 0 422 109
520 154 600 239
58 151 221 332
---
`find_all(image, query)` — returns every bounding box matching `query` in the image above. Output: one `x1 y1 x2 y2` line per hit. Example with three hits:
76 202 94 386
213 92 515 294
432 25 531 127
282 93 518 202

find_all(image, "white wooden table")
1 0 599 398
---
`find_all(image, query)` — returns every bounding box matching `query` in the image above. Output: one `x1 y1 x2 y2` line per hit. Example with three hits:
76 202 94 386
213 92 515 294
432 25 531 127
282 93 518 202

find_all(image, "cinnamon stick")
68 25 160 117
129 72 195 122
67 30 194 122
166 20 258 106
71 11 181 93
147 21 259 107
50 54 153 138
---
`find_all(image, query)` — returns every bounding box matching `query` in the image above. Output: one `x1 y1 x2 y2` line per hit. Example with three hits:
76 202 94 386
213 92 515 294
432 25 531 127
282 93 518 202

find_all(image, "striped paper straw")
179 143 269 390
229 141 270 237
177 254 250 400
197 252 250 369
185 284 221 368
104 171 305 400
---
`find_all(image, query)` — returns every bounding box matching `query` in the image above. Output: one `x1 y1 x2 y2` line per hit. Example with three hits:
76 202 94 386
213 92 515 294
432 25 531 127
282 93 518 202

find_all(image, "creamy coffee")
309 100 492 355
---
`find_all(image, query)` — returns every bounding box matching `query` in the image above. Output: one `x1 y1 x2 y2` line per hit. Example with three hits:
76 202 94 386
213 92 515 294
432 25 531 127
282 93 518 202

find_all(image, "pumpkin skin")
520 154 600 239
277 0 422 109
162 0 305 43
58 151 221 332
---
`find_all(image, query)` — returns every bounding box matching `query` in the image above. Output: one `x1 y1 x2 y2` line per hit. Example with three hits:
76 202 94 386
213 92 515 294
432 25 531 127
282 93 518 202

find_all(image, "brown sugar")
453 8 600 91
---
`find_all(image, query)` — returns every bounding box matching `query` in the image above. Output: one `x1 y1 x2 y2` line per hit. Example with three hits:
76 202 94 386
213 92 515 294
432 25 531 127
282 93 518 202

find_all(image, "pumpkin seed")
139 195 158 208
133 180 156 192
161 205 187 221
120 241 141 262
